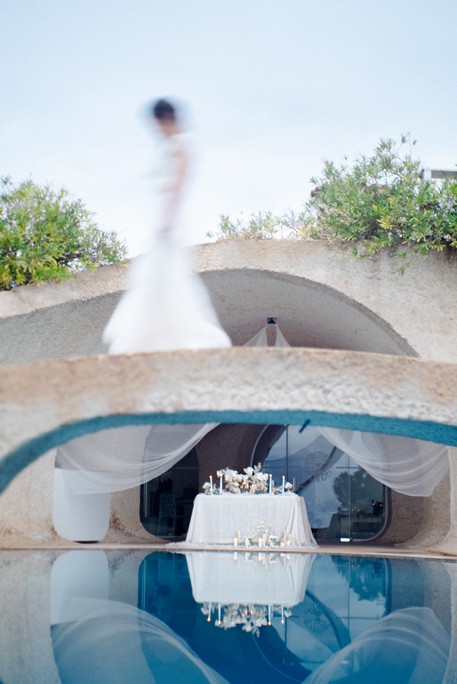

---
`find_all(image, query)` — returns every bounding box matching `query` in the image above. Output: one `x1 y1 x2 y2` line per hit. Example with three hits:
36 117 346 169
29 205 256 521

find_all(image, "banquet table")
185 493 317 548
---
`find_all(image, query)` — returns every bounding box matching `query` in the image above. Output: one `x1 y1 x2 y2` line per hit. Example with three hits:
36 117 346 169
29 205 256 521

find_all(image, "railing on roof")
421 168 457 181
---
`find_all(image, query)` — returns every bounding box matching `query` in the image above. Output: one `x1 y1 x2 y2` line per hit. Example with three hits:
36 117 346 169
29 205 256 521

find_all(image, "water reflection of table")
185 493 317 547
187 551 314 606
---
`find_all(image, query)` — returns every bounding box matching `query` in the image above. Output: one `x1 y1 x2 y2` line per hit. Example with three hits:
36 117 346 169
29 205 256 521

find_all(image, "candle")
282 475 285 494
268 605 272 625
209 475 213 494
207 602 212 622
293 477 297 492
234 536 238 547
269 474 272 494
219 475 223 493
281 605 285 624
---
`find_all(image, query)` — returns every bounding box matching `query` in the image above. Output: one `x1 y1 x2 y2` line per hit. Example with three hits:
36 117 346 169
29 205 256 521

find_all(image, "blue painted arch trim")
1 409 456 495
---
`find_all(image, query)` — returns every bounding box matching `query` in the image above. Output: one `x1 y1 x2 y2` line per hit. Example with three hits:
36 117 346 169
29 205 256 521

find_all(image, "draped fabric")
56 324 449 497
276 330 449 497
318 427 449 497
52 599 228 684
306 607 450 684
54 327 269 493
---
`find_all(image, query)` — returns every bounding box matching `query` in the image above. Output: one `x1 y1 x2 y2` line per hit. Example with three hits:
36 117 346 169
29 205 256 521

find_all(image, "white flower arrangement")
203 464 294 495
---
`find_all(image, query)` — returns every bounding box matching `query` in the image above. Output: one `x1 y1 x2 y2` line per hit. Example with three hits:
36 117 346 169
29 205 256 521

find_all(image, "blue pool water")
0 550 455 683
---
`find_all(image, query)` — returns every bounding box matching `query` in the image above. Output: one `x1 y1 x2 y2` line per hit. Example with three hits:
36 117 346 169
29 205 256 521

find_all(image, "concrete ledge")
2 240 457 363
2 346 457 494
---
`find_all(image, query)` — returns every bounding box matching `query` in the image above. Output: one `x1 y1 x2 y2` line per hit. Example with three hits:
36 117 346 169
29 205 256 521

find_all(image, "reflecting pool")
0 550 455 683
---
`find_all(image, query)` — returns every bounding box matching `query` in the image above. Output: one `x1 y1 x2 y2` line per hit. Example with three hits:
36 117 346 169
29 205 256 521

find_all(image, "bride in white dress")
103 98 231 353
53 100 232 540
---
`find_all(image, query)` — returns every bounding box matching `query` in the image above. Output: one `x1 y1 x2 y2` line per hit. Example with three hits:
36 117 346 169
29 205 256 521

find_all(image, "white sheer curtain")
317 427 449 497
56 324 449 497
277 332 449 497
55 326 269 493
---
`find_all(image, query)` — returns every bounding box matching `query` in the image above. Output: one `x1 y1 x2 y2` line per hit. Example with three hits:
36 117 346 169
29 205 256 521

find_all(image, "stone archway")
1 347 457 549
2 239 457 548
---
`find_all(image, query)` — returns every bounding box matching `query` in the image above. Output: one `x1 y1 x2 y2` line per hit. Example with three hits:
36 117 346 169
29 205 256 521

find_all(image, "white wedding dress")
53 131 231 541
103 132 231 353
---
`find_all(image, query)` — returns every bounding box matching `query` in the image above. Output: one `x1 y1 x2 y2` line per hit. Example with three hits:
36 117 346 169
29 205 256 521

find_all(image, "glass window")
257 425 387 542
140 448 199 538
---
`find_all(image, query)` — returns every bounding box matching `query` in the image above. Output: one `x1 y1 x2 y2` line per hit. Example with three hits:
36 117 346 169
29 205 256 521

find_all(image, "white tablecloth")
185 493 317 548
186 551 314 606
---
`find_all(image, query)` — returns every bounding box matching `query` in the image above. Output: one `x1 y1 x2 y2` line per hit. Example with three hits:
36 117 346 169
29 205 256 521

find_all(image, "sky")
2 0 456 255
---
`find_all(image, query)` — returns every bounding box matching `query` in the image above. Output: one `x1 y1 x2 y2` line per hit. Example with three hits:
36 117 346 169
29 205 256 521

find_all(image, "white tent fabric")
56 324 449 497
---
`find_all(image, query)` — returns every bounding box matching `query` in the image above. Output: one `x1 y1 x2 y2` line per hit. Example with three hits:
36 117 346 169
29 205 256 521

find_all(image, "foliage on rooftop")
0 177 127 290
207 136 457 266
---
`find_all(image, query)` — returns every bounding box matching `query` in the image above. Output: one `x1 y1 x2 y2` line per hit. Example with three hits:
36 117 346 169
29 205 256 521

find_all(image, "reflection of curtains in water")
51 599 227 684
56 325 449 496
306 607 450 684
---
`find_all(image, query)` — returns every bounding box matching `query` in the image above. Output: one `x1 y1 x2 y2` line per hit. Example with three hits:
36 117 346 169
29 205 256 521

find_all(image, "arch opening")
2 409 457 498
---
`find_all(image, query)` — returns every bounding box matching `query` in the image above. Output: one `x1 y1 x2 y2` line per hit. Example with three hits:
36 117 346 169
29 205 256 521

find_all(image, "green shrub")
206 210 312 241
0 177 127 290
307 136 457 258
208 136 457 265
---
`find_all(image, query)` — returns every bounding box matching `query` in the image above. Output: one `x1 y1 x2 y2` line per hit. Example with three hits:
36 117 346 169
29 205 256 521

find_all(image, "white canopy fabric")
56 325 449 497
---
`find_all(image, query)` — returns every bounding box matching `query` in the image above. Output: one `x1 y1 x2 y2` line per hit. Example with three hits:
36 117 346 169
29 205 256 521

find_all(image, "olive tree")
0 177 127 290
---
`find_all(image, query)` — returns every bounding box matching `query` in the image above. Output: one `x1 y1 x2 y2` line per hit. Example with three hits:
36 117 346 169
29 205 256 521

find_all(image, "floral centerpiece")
203 463 294 495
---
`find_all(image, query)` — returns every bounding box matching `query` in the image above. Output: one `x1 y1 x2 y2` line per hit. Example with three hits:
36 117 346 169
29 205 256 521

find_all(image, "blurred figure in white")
103 98 230 353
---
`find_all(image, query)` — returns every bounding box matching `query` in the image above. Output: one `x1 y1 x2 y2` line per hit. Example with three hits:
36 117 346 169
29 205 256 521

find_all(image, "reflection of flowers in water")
201 603 293 637
232 550 295 566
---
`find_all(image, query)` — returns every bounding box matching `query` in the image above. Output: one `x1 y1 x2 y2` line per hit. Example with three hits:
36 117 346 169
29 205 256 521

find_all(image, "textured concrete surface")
1 347 457 550
3 347 457 464
1 239 457 552
2 240 457 363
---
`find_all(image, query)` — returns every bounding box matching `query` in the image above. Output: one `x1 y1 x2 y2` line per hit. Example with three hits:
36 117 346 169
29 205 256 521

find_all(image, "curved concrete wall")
2 240 457 364
1 347 457 550
1 240 457 551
